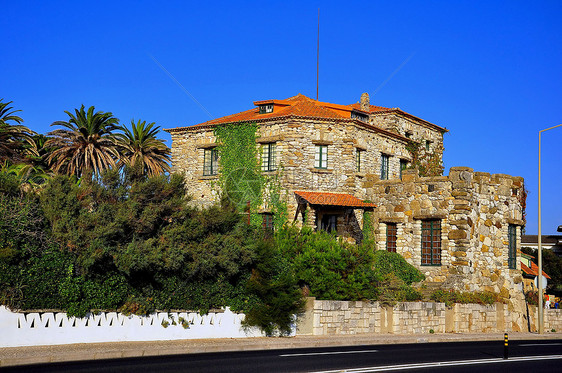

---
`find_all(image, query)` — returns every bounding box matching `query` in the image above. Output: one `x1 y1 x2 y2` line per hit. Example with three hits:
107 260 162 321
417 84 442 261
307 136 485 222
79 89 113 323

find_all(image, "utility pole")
537 123 562 333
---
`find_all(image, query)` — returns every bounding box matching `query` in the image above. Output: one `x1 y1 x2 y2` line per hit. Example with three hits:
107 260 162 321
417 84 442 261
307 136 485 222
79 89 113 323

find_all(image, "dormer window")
259 104 274 114
351 110 369 123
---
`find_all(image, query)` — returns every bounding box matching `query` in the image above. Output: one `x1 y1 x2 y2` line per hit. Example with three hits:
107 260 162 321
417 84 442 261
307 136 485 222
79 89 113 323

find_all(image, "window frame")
386 223 397 252
508 225 517 269
314 145 328 169
380 153 389 180
421 219 441 266
356 149 363 172
261 142 276 172
259 104 274 114
203 147 219 176
399 159 408 179
319 214 338 233
261 212 274 237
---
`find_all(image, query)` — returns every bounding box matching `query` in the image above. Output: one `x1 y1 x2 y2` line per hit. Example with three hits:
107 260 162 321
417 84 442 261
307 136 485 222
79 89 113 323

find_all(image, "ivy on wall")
214 122 288 231
405 140 445 177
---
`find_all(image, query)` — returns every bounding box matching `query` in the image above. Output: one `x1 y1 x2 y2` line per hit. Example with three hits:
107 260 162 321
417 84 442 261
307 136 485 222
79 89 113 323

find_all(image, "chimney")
360 92 370 112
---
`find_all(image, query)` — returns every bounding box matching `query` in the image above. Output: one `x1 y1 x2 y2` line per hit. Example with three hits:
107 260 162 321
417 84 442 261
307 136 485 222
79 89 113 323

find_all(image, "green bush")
243 239 305 336
372 250 425 285
431 289 501 307
276 225 381 301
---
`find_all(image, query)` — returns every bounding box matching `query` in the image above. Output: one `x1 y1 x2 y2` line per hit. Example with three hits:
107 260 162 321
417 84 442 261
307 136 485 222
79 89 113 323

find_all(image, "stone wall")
168 116 438 240
296 298 558 336
169 117 424 209
366 167 526 316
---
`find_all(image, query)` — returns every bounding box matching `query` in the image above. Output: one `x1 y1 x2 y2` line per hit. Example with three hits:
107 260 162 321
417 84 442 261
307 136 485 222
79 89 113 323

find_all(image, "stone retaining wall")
296 298 560 335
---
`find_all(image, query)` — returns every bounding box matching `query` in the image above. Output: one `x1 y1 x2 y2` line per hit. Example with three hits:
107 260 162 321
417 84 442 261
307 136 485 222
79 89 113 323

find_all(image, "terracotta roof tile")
192 94 348 128
165 93 446 134
349 102 393 112
294 191 376 209
531 261 551 279
521 261 551 279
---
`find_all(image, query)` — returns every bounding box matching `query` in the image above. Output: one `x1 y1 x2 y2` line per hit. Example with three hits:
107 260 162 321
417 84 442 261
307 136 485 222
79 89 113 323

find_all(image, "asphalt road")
3 339 561 372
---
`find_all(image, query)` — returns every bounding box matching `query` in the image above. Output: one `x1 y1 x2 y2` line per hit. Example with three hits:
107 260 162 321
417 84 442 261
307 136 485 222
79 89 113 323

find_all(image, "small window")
425 140 432 151
405 131 413 139
319 214 337 233
380 154 389 180
259 104 274 114
386 223 397 253
262 143 276 172
400 159 408 179
508 225 517 269
421 220 441 266
351 111 369 122
315 145 328 169
356 149 363 172
203 148 218 176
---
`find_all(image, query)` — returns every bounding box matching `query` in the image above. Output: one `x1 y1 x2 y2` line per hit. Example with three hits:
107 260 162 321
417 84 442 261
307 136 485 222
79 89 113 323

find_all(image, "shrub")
431 289 501 307
372 250 425 285
275 225 381 301
243 239 305 336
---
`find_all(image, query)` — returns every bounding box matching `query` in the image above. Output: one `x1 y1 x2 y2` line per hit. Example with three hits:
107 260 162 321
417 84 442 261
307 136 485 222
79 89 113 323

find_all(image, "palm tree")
46 105 120 177
0 99 36 163
115 119 171 177
1 161 51 192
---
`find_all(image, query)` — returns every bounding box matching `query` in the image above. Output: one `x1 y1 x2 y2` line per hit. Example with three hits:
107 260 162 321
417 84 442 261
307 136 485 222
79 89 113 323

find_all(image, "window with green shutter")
508 225 517 269
261 143 276 172
315 145 328 169
400 159 408 179
380 154 389 180
203 148 218 176
356 149 363 172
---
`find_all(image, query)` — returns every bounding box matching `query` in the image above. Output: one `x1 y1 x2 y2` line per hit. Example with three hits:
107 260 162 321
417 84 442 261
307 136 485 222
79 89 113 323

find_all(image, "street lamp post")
538 123 562 334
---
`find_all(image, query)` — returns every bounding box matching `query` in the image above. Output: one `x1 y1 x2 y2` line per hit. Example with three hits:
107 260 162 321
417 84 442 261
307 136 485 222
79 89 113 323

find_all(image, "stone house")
165 93 526 305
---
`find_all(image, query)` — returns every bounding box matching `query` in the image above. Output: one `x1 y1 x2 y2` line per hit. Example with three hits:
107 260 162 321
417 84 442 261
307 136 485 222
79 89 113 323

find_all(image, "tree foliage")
0 99 36 164
46 105 120 177
115 119 171 177
275 225 423 302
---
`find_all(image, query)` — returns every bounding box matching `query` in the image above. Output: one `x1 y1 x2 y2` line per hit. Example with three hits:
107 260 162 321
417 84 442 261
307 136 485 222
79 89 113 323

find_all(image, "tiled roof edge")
373 109 448 133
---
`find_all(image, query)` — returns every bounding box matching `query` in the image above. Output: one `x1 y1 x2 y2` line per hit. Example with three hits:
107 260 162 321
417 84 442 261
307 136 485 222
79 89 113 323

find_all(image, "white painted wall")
0 306 264 347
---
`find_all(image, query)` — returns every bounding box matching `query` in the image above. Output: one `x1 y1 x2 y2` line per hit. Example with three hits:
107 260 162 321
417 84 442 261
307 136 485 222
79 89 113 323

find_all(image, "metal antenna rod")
317 8 320 101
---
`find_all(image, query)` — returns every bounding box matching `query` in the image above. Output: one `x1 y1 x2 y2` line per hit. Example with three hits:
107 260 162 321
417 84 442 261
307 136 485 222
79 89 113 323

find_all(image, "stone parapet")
296 298 559 336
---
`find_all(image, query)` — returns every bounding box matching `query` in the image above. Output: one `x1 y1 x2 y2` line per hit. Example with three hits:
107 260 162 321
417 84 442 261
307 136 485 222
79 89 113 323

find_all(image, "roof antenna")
317 8 320 101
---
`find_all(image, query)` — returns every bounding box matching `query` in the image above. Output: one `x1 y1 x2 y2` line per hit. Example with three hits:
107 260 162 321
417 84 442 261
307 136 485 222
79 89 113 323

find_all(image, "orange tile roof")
165 93 446 134
294 191 376 209
349 102 394 112
521 261 551 279
190 94 349 128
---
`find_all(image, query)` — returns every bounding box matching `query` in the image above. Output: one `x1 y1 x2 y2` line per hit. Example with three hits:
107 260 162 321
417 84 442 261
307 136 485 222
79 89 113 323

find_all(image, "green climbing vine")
214 122 288 231
405 140 444 177
362 209 374 242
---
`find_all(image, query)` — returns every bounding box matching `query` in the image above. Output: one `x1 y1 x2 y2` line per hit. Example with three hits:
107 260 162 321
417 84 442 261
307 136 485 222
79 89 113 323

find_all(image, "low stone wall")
296 298 557 335
546 309 562 331
525 306 562 332
0 306 263 347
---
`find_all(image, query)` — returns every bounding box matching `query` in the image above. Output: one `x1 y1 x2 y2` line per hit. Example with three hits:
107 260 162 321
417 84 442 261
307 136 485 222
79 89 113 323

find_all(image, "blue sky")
4 0 561 235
